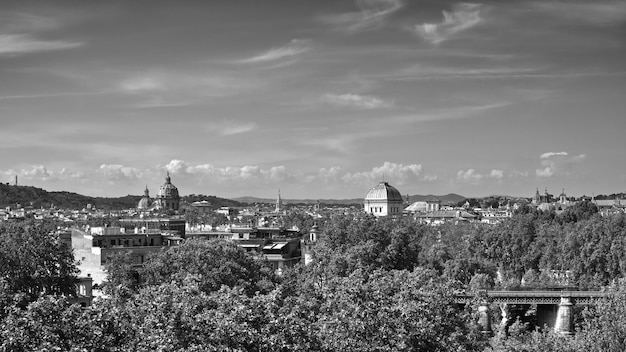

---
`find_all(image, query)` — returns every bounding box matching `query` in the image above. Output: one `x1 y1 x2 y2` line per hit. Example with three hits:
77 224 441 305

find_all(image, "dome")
137 185 152 210
137 197 152 209
158 172 179 199
365 182 403 201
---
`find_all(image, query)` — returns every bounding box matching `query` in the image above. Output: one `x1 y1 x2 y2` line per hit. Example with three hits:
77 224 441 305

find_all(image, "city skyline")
1 0 625 199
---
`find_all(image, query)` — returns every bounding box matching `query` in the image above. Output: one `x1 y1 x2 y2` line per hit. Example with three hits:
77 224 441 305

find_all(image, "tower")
275 189 283 213
301 223 320 266
138 185 152 210
533 188 541 205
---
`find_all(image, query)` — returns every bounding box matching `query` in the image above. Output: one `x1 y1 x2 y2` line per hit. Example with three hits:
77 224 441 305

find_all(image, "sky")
1 0 625 200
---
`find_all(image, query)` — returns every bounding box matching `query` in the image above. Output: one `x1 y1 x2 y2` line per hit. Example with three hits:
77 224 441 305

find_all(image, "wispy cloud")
205 121 257 136
388 102 510 123
240 39 309 63
0 91 104 100
530 1 626 26
320 93 394 109
536 152 586 177
117 70 254 107
320 0 403 33
386 65 540 81
415 3 484 44
0 34 82 56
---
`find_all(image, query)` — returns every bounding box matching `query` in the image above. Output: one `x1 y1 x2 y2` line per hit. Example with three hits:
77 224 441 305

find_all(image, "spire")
144 185 150 197
275 189 283 213
165 171 171 184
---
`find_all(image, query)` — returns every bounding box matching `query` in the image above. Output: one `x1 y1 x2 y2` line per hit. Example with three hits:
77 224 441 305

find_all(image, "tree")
138 238 277 296
0 220 78 304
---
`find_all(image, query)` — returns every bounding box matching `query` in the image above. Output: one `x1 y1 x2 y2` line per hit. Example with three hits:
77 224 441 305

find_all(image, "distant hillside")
232 194 466 205
231 196 363 205
0 184 238 210
407 193 466 204
181 195 244 208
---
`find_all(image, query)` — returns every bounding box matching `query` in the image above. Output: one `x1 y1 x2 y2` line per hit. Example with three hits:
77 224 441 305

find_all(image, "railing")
455 290 606 304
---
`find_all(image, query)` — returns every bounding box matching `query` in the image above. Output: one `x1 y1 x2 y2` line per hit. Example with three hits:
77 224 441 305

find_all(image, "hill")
0 184 240 210
407 193 466 204
232 194 466 205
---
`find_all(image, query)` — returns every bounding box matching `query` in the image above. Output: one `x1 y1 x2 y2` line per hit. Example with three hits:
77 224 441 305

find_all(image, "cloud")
536 152 586 177
320 0 403 33
117 70 253 107
387 102 509 123
530 1 626 26
58 168 86 180
98 164 143 182
457 168 504 182
163 160 295 184
414 3 484 44
0 12 60 33
540 151 568 159
205 121 257 136
320 93 394 109
342 162 422 185
119 76 165 93
240 39 309 63
0 34 82 56
20 165 55 181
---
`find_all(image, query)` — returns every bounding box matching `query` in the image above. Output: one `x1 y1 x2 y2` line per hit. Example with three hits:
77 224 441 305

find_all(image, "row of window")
93 237 157 248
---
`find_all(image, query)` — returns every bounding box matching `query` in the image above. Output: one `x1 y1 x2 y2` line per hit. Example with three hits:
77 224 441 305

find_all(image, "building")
119 217 186 238
364 181 404 217
301 224 320 266
188 225 302 273
414 210 477 226
71 226 182 287
137 185 152 210
275 190 284 213
404 197 441 213
154 172 180 211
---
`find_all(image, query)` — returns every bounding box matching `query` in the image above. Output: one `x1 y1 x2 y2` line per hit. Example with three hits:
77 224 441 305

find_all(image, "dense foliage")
0 221 78 306
2 206 626 351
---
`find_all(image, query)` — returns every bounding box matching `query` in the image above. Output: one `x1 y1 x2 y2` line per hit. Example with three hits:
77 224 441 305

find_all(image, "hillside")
406 193 466 204
233 193 466 205
0 184 239 210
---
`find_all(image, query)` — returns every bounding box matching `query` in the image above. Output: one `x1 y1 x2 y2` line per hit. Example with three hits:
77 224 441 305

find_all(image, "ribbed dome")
158 173 179 198
137 197 152 209
137 185 152 209
365 182 403 201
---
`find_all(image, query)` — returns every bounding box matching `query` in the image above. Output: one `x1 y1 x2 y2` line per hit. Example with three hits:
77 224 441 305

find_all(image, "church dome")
158 172 179 199
365 182 403 201
137 197 151 209
137 185 152 209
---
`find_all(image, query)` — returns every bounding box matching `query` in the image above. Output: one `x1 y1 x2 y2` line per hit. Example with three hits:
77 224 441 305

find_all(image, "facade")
119 217 186 238
154 172 180 211
188 225 302 273
364 181 404 217
414 210 477 226
301 224 320 266
71 226 180 286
